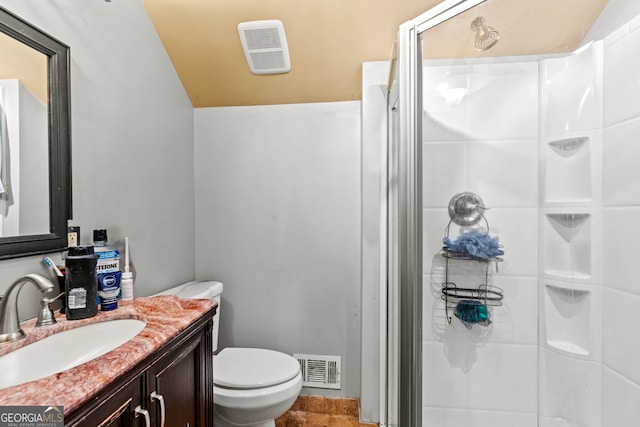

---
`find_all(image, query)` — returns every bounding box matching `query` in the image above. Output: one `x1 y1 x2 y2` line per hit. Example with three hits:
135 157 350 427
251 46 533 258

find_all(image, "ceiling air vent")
294 353 341 389
238 20 291 75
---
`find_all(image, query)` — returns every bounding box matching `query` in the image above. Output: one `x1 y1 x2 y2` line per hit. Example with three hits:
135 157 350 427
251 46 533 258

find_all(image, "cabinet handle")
150 391 165 427
134 405 150 427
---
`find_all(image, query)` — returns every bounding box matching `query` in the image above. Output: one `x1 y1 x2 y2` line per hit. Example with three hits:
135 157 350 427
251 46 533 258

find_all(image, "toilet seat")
213 347 300 389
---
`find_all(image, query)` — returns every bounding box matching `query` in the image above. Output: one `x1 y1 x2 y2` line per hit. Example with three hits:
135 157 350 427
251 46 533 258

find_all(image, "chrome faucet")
0 274 55 343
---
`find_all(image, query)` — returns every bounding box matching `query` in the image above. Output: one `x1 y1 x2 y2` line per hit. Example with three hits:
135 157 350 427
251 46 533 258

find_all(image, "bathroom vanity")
0 296 217 427
66 311 213 426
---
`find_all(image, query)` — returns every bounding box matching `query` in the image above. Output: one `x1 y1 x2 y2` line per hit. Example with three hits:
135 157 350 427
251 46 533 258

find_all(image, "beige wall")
0 32 47 104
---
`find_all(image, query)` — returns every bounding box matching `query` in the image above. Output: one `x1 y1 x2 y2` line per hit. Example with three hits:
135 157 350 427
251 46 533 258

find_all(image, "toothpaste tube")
98 271 121 311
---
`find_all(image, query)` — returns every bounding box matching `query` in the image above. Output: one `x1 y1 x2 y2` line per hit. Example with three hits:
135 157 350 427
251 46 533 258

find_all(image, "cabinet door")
66 375 143 427
146 327 212 427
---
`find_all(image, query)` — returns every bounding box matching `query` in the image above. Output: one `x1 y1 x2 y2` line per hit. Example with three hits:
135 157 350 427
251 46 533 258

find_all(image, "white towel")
0 86 5 194
0 87 14 216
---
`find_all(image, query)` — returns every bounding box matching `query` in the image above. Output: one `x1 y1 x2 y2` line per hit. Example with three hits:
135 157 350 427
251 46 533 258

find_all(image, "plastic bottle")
120 237 134 301
93 229 120 274
65 246 99 320
93 229 122 310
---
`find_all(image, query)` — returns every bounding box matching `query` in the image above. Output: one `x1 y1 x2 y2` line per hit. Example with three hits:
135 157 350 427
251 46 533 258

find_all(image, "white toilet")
158 281 302 427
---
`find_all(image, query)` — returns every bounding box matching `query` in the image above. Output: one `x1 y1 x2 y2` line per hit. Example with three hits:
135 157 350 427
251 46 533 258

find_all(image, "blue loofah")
443 229 504 259
454 299 491 329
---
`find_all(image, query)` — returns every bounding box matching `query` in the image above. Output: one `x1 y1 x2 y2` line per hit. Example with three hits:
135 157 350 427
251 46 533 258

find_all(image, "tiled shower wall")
538 40 603 427
421 11 640 427
421 59 540 426
600 14 640 425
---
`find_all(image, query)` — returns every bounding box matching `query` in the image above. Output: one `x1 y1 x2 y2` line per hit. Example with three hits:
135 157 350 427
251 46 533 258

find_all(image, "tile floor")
275 395 378 427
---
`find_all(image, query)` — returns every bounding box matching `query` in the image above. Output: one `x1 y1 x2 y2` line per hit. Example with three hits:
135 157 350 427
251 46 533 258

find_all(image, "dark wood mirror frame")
0 7 71 259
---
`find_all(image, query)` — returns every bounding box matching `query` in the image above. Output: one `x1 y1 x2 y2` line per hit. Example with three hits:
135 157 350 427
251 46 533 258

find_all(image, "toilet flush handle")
150 391 165 427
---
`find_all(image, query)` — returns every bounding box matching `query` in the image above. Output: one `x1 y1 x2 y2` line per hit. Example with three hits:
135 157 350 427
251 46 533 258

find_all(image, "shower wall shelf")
548 136 589 155
440 192 504 325
542 212 592 280
542 131 600 205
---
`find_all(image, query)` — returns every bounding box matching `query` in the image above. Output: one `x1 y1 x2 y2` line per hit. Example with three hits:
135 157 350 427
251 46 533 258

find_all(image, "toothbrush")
43 257 63 277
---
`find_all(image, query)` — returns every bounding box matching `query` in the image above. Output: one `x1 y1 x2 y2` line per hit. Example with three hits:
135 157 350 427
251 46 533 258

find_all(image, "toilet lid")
213 348 300 389
177 281 222 299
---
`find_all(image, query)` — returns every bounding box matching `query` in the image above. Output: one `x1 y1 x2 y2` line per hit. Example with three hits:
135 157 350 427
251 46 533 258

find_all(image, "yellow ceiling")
142 0 609 108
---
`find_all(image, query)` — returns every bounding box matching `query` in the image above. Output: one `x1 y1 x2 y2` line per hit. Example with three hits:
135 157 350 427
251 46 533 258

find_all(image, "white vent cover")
293 353 341 389
238 20 291 75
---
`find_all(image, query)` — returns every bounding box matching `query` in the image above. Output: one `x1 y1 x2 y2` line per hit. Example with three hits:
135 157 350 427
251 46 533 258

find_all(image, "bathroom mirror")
0 6 70 259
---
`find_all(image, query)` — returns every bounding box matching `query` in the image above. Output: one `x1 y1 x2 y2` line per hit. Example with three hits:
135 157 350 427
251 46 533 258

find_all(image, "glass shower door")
391 0 637 426
419 8 540 424
390 2 491 425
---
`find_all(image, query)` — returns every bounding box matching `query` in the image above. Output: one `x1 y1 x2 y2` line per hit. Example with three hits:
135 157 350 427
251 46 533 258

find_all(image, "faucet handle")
36 293 64 327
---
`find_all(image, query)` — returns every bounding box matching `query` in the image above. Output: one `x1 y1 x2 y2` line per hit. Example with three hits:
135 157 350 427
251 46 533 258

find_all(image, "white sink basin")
0 318 146 389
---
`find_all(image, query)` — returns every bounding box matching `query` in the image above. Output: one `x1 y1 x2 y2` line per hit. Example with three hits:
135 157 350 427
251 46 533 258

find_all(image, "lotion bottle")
120 237 134 301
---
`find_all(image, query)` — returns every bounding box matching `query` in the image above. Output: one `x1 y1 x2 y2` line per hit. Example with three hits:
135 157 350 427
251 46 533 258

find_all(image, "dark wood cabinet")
65 312 214 427
147 323 211 427
68 375 143 427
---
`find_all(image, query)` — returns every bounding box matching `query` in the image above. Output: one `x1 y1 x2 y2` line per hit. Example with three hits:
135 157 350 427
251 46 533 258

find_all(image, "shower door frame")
390 1 488 425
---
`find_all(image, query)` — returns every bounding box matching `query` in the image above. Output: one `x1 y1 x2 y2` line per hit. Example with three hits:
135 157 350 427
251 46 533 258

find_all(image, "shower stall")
385 0 640 425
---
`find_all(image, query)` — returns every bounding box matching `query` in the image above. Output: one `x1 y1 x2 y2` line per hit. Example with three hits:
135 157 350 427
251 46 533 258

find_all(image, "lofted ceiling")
142 0 609 108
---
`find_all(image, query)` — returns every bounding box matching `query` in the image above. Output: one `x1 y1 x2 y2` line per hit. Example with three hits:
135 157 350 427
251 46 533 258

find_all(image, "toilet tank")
155 280 223 352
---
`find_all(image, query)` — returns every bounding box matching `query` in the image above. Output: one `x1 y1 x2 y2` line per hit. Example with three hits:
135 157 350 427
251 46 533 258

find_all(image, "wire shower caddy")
440 192 504 324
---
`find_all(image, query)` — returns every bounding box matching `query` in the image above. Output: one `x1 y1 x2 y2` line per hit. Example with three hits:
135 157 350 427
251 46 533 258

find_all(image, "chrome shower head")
471 17 499 51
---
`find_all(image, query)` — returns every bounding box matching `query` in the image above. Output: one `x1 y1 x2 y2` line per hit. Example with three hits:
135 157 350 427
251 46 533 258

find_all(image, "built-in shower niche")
542 282 592 356
543 135 593 203
542 213 591 279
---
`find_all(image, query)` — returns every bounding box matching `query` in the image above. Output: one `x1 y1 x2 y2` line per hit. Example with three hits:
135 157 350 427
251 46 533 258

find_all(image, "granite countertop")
0 295 215 413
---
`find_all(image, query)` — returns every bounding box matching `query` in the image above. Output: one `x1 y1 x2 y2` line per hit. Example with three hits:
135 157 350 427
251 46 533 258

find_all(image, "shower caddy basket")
441 192 504 324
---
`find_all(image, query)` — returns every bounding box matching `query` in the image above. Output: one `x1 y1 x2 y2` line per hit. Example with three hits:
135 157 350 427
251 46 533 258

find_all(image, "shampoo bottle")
65 246 99 320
